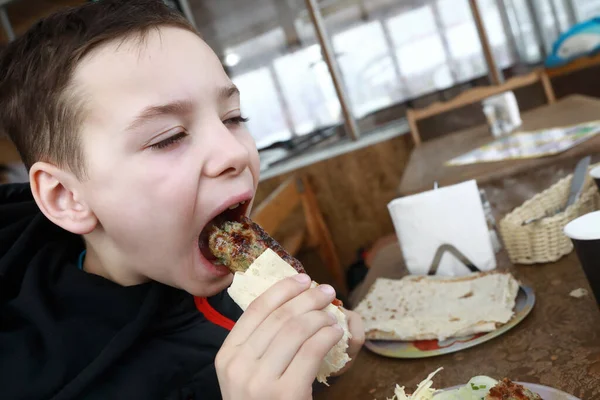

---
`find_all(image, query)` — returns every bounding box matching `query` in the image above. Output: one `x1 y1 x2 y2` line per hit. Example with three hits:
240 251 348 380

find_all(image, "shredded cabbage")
388 370 499 400
388 368 443 400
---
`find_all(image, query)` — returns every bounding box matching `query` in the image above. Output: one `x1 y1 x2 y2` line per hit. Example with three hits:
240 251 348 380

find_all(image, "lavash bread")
227 249 352 384
355 272 519 341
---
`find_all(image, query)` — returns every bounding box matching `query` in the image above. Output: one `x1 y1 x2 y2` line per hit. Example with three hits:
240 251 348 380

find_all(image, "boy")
0 1 364 399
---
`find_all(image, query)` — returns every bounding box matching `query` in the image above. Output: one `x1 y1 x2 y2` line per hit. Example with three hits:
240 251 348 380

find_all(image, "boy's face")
72 27 260 296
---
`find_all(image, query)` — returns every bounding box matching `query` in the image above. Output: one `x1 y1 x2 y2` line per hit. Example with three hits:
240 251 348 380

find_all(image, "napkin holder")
428 244 481 275
388 180 497 276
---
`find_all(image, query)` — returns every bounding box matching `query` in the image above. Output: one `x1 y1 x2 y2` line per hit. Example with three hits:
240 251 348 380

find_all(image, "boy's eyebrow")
218 84 240 101
126 85 240 132
126 99 194 131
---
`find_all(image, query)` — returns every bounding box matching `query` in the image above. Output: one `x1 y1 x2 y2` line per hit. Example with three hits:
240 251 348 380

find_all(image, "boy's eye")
149 131 188 150
224 116 249 127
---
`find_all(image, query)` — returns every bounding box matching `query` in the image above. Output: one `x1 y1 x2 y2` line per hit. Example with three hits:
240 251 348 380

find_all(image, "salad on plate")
389 368 542 400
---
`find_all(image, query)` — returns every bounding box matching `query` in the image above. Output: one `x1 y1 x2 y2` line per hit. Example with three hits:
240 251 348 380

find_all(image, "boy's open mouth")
198 200 250 263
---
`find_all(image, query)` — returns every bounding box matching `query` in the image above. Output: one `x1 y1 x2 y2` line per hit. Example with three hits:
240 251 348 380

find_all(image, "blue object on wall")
545 18 600 68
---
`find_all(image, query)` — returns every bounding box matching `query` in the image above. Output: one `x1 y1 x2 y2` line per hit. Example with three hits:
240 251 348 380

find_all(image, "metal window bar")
431 1 461 83
564 0 580 23
496 0 522 64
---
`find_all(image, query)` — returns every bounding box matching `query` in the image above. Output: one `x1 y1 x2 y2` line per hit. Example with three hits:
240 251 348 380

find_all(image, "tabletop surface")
318 247 600 400
399 94 600 196
320 163 600 400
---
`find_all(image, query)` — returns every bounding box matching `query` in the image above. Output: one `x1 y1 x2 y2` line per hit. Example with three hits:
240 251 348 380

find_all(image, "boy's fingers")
242 285 336 358
223 274 311 347
257 310 337 378
343 309 365 358
282 324 344 385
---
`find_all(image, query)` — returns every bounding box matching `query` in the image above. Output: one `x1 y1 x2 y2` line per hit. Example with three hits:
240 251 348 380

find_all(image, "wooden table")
318 165 600 400
318 249 600 400
399 94 600 196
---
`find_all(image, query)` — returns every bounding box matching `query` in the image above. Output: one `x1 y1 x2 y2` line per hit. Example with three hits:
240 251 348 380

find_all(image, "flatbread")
228 249 351 384
354 272 519 341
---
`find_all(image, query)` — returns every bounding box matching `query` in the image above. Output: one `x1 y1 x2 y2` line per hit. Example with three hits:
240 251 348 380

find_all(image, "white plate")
439 382 581 400
365 285 535 358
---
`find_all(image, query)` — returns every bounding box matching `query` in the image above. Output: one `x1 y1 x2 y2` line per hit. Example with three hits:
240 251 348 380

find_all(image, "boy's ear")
29 162 97 235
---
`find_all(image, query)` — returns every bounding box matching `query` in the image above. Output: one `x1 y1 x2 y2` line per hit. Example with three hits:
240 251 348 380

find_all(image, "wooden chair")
251 175 347 296
406 69 556 146
545 53 600 79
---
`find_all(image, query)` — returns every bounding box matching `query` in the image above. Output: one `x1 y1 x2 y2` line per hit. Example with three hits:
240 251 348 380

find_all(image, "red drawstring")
194 297 235 331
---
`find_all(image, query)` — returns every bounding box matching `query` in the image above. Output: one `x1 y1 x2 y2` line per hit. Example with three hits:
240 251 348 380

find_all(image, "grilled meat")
486 379 543 400
207 216 305 274
206 216 343 307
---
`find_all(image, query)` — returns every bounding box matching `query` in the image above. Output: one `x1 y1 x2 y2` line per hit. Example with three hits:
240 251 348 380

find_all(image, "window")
574 0 600 20
232 68 291 149
387 5 454 96
194 0 592 151
438 0 486 81
332 21 401 117
273 45 341 134
504 0 543 62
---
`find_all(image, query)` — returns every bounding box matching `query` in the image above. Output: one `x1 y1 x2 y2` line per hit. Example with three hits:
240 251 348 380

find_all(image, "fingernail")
294 273 310 283
319 284 335 295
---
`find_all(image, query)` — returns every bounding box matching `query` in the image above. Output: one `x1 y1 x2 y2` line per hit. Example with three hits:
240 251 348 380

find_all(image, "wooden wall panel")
256 134 413 271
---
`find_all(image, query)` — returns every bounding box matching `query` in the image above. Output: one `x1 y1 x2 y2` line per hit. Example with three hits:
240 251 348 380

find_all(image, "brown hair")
0 0 196 176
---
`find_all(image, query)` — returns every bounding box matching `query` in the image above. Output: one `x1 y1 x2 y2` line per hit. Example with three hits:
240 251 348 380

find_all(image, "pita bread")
354 272 519 341
228 249 351 384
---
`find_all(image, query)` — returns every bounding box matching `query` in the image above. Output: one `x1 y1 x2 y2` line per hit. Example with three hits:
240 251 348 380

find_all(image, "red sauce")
413 340 440 351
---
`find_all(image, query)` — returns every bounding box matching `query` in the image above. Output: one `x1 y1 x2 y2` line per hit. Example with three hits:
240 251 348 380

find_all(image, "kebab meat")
203 215 342 307
200 213 350 383
205 216 305 274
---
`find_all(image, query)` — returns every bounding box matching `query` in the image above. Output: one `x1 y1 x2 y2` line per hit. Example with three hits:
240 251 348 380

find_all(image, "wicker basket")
499 166 600 265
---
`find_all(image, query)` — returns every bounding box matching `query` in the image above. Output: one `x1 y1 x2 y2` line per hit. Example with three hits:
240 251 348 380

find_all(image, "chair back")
406 69 556 146
251 176 347 295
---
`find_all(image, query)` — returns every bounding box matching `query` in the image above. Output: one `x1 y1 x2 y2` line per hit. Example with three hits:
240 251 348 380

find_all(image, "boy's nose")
203 129 250 178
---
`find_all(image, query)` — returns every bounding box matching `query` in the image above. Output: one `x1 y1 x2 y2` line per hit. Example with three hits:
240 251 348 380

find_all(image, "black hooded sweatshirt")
0 182 244 400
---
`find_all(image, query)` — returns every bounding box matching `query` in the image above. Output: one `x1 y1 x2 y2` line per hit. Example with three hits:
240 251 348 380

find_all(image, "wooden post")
305 0 360 141
468 0 503 85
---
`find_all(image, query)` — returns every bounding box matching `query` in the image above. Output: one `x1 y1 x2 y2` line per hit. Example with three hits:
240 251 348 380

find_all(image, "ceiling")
0 0 419 55
191 0 282 53
188 0 414 57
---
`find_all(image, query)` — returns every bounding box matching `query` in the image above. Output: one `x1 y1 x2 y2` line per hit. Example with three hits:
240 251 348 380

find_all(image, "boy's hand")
330 308 365 377
216 274 343 400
